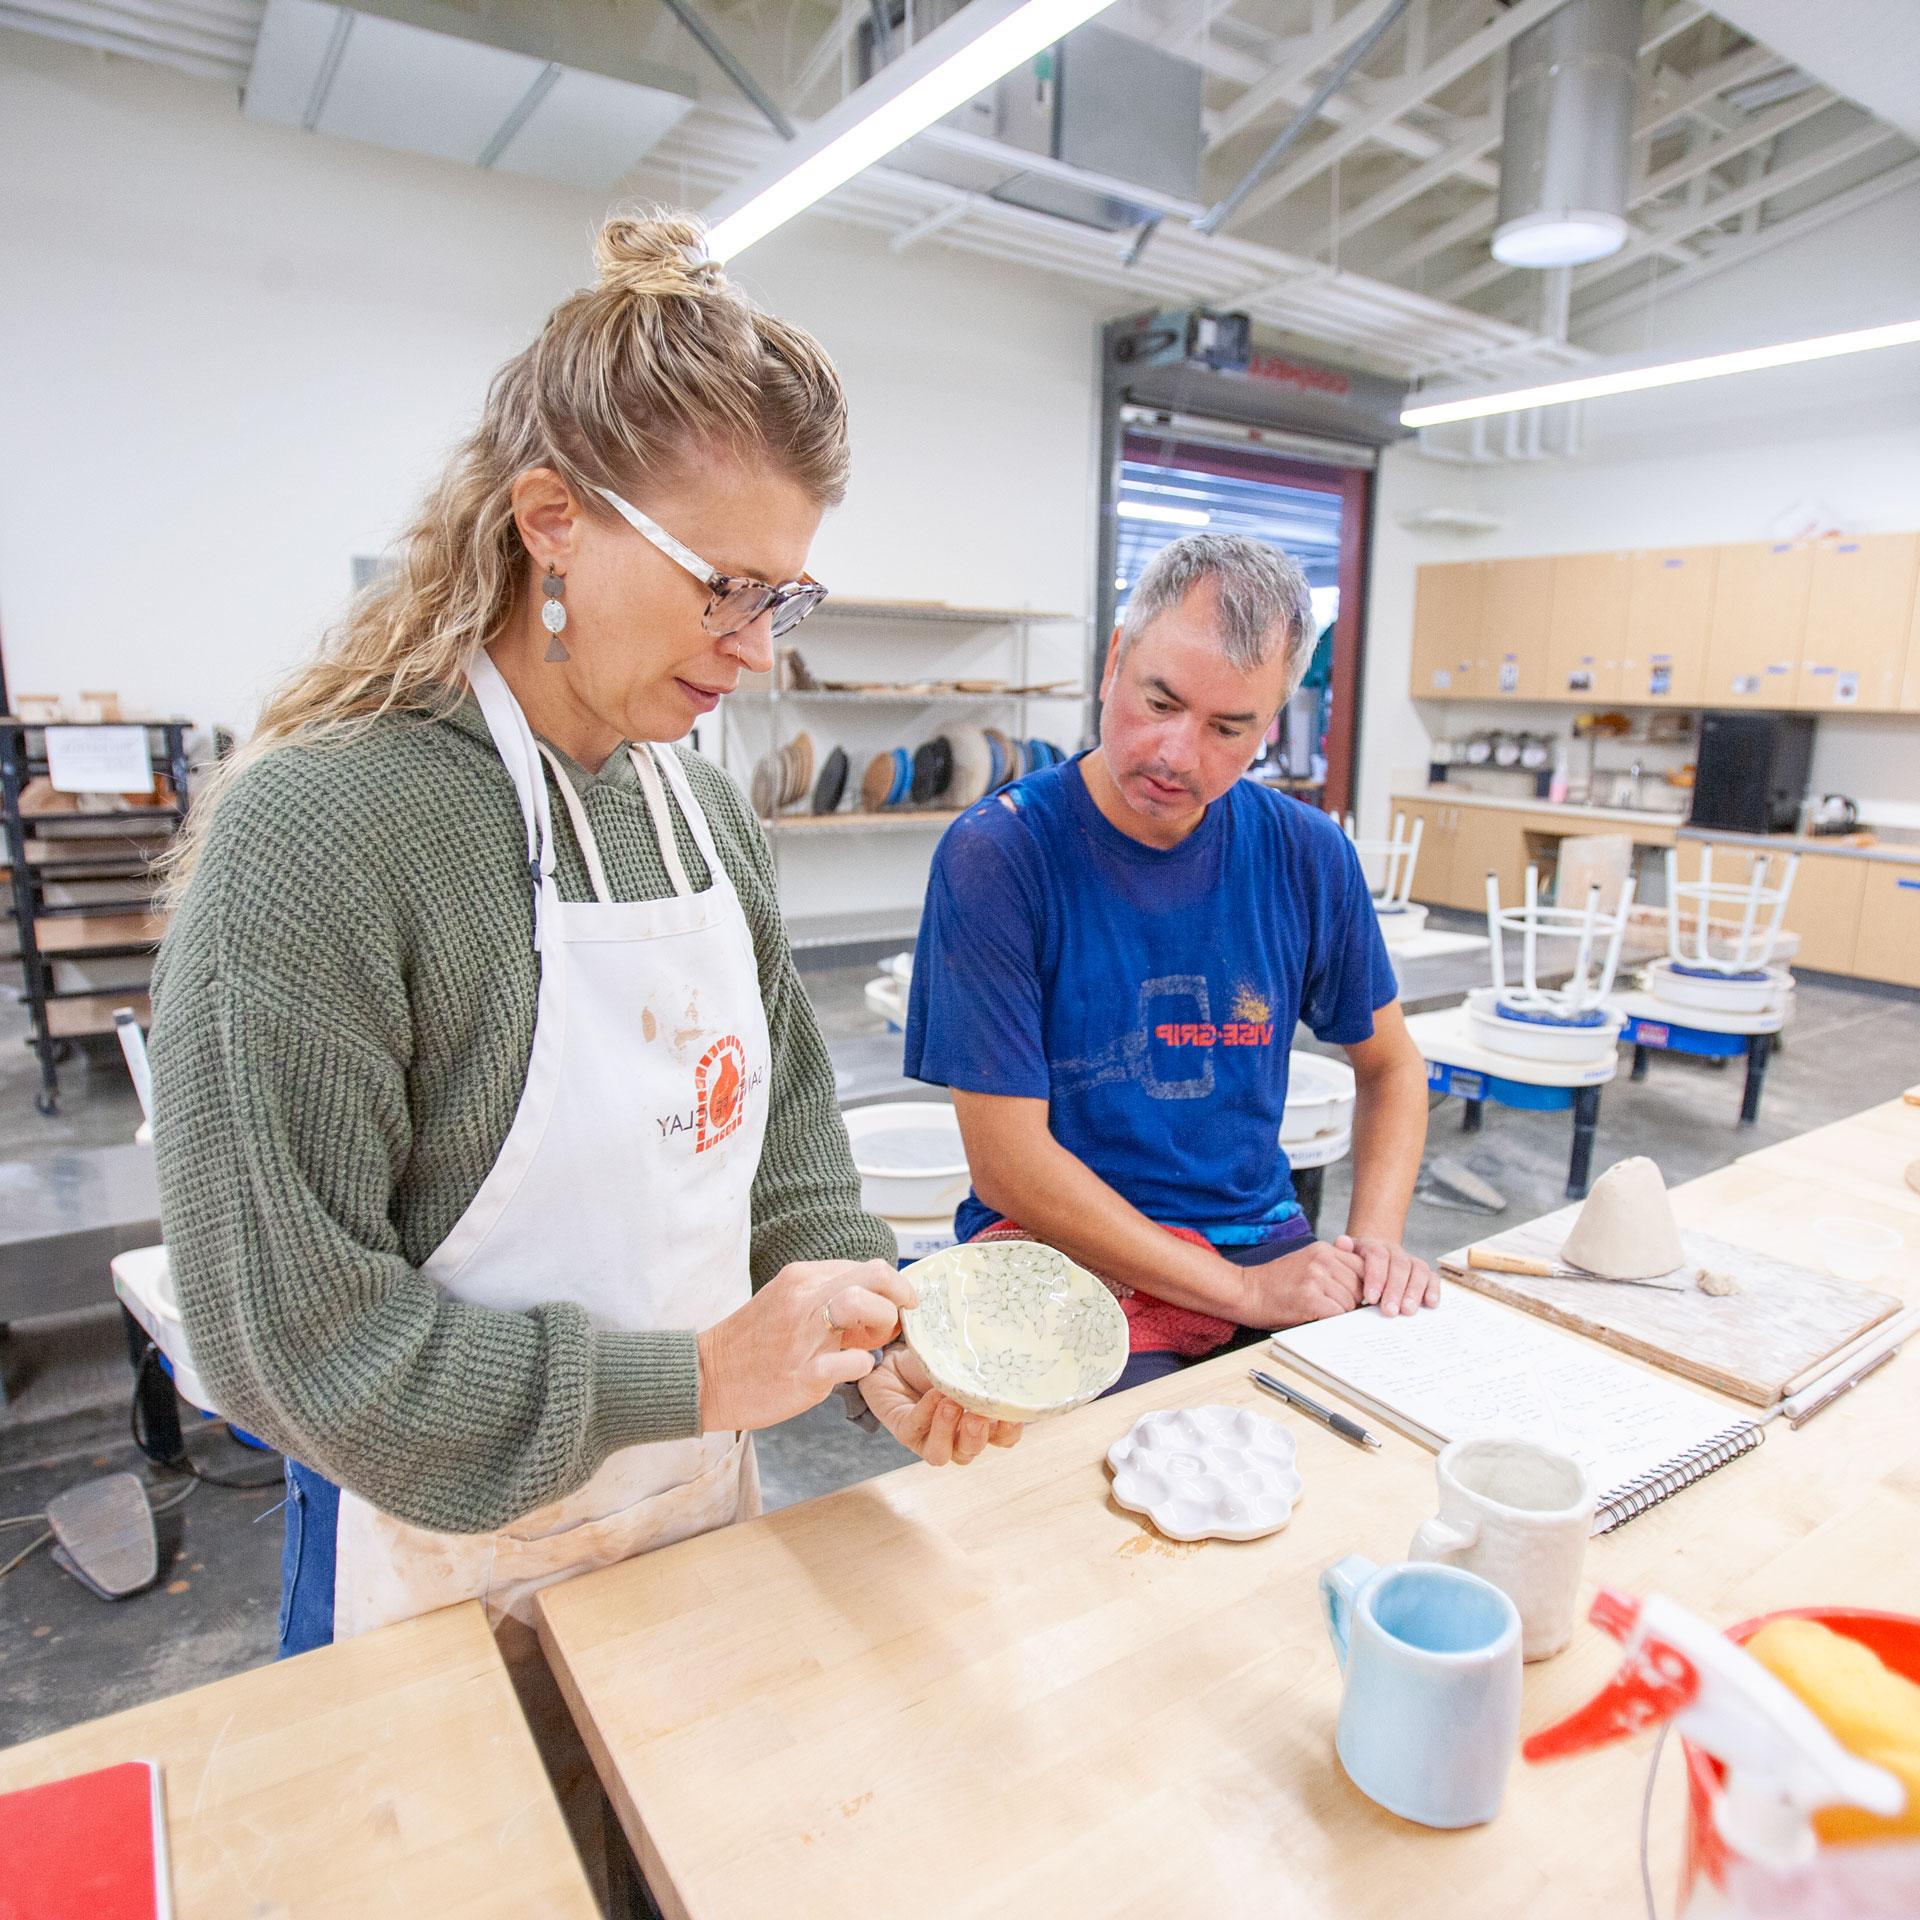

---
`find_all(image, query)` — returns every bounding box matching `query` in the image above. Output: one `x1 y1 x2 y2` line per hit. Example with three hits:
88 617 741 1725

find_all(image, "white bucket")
1281 1051 1357 1143
1374 899 1429 945
843 1101 972 1220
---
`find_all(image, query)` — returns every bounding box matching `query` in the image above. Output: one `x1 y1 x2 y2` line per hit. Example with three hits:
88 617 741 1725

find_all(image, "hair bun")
594 210 721 302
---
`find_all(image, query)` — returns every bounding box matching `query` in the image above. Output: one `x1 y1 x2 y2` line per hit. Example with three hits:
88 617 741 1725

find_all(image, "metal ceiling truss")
9 0 1914 387
647 100 1577 380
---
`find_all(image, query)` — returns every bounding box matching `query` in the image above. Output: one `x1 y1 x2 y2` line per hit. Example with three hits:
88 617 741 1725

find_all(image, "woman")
150 210 1016 1663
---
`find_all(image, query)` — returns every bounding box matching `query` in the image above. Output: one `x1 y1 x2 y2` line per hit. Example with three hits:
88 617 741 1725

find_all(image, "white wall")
1358 177 1920 836
0 32 1106 926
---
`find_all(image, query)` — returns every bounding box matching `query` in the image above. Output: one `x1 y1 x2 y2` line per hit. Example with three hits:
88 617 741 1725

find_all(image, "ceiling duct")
864 2 1205 233
1492 0 1639 269
245 0 697 190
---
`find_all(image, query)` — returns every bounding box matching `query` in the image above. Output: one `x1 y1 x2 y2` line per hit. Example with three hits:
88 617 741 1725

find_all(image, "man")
904 533 1436 1395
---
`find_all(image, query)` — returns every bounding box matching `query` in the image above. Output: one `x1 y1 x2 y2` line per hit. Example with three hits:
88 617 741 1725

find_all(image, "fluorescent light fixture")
1117 501 1210 527
1402 319 1920 429
705 0 1121 261
1490 210 1628 269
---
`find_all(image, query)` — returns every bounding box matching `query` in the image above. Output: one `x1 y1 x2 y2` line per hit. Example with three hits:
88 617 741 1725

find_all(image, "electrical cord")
130 1342 283 1490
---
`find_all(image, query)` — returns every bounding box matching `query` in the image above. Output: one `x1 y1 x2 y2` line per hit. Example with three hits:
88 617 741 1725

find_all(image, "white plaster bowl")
1466 986 1625 1064
900 1239 1127 1423
1108 1405 1304 1543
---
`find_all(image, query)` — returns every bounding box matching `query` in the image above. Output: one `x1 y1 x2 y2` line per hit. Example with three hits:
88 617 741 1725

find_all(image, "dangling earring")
540 568 570 662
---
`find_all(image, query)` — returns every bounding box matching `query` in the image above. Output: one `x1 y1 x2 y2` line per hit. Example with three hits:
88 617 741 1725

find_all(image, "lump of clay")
1562 1156 1686 1280
1697 1269 1737 1296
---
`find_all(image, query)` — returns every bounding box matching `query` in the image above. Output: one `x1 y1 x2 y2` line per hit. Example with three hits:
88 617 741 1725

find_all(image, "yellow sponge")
1744 1617 1920 1846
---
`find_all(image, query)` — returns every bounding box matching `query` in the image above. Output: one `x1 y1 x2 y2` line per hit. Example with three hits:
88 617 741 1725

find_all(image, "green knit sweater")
149 693 893 1534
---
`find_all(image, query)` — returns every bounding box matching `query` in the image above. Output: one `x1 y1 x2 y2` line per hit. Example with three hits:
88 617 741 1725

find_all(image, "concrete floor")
3 931 1918 1745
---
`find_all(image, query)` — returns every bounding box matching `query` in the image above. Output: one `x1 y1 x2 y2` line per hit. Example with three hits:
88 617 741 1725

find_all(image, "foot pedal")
44 1472 158 1600
1418 1156 1508 1216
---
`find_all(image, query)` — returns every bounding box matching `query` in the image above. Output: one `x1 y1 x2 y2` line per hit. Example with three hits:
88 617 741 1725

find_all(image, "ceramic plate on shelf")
911 735 954 805
983 727 1013 789
946 726 994 808
1107 1405 1304 1543
900 1240 1127 1422
811 745 849 815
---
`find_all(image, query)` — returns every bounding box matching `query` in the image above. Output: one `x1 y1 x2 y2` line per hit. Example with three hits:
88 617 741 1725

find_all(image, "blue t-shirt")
904 756 1398 1247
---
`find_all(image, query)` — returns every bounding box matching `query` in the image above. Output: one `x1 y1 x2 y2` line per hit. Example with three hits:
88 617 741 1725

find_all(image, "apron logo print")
694 1036 750 1153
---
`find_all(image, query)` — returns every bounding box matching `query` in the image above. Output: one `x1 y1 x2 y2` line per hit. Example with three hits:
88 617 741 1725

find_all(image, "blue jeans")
278 1459 341 1658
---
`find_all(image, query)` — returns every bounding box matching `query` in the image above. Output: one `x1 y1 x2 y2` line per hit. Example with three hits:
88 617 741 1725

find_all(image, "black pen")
1251 1368 1382 1450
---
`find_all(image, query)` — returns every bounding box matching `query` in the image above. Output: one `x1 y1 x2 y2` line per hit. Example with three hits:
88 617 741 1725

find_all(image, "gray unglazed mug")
1408 1436 1596 1661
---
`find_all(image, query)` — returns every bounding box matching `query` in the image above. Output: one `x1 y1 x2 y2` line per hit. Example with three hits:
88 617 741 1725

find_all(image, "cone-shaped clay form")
1561 1156 1686 1279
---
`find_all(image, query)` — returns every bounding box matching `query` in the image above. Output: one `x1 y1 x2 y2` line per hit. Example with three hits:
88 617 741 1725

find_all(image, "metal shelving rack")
722 600 1091 950
728 599 1090 836
0 717 191 1114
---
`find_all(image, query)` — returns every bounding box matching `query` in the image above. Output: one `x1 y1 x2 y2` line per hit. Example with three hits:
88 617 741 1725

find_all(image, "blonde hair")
164 207 847 902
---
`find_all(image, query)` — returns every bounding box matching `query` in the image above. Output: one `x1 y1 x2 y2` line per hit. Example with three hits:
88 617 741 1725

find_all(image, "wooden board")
1440 1207 1899 1407
0 1602 598 1918
532 1184 1920 1920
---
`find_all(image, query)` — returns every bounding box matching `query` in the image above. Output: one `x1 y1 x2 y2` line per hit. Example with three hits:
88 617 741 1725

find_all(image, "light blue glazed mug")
1319 1553 1524 1828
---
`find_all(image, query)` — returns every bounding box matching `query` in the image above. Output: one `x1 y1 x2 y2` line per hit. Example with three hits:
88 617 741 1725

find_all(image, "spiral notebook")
1268 1288 1765 1534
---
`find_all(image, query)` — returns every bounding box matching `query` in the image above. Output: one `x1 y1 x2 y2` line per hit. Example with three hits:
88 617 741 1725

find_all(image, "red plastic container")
1682 1607 1920 1904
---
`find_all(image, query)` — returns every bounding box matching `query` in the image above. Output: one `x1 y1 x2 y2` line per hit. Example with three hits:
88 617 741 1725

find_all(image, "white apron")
332 650 769 1641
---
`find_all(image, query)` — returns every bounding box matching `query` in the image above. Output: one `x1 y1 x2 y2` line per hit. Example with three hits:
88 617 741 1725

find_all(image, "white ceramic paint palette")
1107 1405 1304 1543
899 1240 1127 1423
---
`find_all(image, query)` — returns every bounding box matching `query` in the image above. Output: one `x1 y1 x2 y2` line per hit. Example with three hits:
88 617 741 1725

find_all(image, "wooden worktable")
1737 1095 1920 1219
0 1601 597 1918
535 1144 1919 1920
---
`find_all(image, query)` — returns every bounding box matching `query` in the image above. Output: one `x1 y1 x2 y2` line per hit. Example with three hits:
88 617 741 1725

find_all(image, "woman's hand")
697 1259 915 1433
859 1346 1022 1466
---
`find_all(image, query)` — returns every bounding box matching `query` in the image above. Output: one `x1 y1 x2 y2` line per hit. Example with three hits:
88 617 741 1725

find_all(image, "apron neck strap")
467 650 557 943
535 744 615 905
629 746 696 899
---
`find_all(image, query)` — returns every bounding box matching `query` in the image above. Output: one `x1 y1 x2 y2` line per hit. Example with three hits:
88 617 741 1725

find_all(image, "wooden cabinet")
1794 533 1920 714
1410 563 1484 700
1703 541 1810 709
1851 861 1920 988
1449 801 1534 913
1546 551 1631 702
1623 546 1715 706
1481 558 1556 702
1900 556 1920 713
1414 529 1920 712
1778 851 1867 974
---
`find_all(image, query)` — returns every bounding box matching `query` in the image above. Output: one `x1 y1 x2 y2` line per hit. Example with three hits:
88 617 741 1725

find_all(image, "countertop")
1391 787 1689 830
1395 788 1920 863
1672 822 1920 866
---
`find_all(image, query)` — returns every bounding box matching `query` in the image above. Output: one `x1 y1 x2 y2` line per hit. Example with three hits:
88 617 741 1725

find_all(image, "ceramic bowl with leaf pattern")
899 1240 1128 1422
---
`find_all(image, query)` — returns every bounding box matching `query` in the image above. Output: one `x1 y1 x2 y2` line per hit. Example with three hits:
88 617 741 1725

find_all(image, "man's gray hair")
1119 532 1316 684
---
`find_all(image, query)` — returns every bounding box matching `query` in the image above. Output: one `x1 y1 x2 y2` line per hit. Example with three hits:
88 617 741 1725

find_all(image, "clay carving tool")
1463 1246 1695 1292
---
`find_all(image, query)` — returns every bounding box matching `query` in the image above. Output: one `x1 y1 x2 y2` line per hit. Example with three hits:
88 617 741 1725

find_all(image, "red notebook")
0 1758 171 1919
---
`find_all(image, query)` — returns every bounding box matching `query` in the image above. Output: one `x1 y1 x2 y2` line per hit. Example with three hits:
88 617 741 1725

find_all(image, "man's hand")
1244 1239 1368 1329
859 1346 1023 1465
1337 1234 1441 1315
